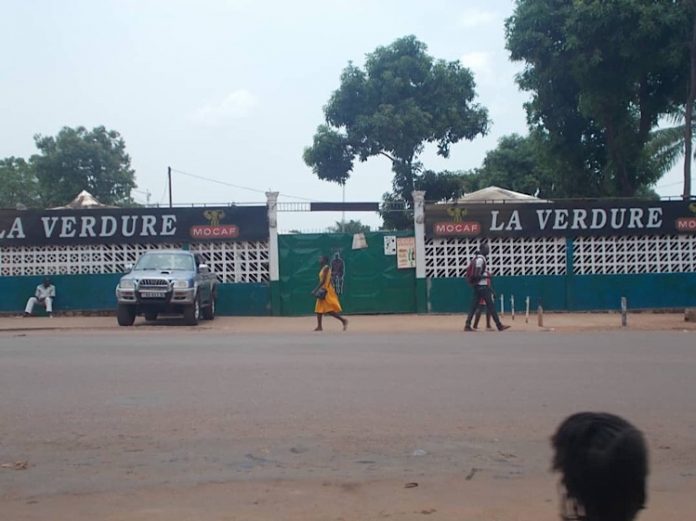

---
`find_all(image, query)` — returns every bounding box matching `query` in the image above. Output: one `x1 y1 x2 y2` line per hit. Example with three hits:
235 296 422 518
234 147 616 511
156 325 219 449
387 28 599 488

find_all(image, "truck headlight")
119 279 135 290
172 279 190 289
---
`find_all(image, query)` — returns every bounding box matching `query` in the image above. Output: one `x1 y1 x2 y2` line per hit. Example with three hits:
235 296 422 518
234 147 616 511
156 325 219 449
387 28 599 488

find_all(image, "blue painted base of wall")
428 273 696 313
0 274 270 316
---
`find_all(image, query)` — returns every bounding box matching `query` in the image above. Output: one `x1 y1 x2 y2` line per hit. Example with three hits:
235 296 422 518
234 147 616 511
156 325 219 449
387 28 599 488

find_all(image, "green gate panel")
278 232 416 316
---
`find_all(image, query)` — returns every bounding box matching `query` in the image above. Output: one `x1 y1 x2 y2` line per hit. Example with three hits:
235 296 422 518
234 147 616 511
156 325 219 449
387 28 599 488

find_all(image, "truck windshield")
135 253 195 271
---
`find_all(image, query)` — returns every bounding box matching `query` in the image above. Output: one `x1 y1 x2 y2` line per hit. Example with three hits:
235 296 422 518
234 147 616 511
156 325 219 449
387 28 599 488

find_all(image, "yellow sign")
396 237 416 269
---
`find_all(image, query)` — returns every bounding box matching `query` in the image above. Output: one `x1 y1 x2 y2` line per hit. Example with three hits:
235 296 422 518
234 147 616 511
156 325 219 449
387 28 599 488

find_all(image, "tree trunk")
685 7 696 199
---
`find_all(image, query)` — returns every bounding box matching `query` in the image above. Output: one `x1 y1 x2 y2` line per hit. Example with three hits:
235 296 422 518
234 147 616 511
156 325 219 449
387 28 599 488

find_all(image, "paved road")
1 330 694 520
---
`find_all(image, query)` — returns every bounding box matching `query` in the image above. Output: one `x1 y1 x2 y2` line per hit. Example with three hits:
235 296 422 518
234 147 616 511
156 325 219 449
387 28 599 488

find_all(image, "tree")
506 0 691 197
648 108 696 178
327 219 371 234
305 35 489 215
469 133 558 197
0 157 40 208
32 126 136 207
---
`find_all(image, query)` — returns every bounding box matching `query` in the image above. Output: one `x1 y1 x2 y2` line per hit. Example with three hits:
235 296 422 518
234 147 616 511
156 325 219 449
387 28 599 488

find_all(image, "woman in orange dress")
312 255 348 331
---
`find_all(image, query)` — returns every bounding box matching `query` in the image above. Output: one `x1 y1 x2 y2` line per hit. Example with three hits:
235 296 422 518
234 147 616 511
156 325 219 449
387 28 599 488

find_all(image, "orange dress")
314 266 342 314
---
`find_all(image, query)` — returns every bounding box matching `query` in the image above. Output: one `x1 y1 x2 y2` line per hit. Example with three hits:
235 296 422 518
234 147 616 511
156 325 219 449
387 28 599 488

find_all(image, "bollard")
511 295 515 321
621 296 627 327
525 296 530 324
537 304 544 328
500 293 504 316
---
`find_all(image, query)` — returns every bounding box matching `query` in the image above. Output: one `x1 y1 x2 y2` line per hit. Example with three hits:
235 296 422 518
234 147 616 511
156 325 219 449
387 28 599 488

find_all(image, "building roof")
456 185 543 203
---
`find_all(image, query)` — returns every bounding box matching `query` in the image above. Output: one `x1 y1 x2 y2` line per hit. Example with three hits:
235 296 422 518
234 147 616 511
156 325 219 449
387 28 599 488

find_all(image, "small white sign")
384 235 397 255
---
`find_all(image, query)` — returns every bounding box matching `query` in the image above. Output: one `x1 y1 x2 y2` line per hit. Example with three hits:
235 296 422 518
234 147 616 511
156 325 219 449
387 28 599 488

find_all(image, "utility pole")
168 166 173 208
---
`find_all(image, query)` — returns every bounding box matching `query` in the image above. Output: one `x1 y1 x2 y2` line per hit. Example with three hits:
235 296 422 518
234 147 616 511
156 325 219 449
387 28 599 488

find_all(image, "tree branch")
380 151 397 163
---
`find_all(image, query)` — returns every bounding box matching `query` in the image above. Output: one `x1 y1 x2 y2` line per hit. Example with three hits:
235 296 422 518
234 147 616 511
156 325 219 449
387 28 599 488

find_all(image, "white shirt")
35 284 56 300
475 255 488 286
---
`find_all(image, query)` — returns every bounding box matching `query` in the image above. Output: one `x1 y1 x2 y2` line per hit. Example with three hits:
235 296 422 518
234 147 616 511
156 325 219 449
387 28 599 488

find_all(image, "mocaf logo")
436 206 480 236
675 203 696 232
447 207 468 222
204 210 225 226
190 210 239 239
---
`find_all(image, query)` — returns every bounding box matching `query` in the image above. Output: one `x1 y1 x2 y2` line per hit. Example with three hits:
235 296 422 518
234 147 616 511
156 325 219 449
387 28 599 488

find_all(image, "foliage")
647 110 696 177
467 133 560 197
506 0 691 197
305 35 489 214
327 219 371 234
32 126 137 207
0 157 40 208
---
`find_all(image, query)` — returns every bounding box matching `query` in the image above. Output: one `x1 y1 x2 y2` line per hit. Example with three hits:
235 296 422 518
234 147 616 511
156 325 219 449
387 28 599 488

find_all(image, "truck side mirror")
125 263 133 272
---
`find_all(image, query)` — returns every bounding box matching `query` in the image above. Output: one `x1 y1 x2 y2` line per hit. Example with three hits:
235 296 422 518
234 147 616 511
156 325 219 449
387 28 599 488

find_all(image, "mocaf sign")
0 205 269 246
426 200 696 238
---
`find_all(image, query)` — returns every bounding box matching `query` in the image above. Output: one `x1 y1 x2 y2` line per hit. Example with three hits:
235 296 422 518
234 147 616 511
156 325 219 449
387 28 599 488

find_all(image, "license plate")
141 291 166 298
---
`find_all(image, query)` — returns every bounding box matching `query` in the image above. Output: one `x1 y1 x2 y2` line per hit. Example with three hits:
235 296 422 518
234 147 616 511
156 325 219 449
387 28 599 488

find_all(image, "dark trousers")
466 286 503 329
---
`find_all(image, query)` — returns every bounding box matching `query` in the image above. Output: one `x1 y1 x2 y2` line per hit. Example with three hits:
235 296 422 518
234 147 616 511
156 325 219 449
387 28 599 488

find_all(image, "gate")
278 231 416 316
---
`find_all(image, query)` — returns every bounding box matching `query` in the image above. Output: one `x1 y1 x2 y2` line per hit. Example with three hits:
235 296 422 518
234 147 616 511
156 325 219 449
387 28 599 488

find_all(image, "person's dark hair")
478 243 489 256
319 255 329 266
552 412 648 521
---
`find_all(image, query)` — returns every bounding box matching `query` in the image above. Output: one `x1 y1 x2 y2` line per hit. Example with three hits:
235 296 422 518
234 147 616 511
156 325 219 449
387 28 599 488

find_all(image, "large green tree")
304 35 489 219
0 157 39 208
32 126 136 207
506 0 691 197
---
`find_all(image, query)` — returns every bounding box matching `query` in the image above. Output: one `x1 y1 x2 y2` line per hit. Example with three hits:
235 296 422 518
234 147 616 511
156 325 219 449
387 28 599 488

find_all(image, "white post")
511 295 515 321
525 296 530 324
266 192 280 314
621 296 627 327
412 191 427 313
500 293 504 316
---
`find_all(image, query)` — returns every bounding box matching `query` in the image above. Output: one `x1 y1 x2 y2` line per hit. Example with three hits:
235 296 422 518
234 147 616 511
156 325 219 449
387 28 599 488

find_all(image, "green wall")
428 275 566 314
0 274 269 316
278 231 416 316
427 273 696 313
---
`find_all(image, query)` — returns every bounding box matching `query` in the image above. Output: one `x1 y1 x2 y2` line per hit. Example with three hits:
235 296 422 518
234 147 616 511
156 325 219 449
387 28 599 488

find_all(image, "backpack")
465 255 485 286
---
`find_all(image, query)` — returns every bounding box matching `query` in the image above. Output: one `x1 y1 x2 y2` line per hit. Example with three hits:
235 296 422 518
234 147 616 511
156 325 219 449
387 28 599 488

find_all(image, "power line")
170 168 316 202
656 180 686 189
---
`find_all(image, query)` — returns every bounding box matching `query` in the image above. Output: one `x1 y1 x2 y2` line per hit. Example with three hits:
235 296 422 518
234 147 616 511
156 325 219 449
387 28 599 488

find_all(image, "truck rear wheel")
202 295 216 320
117 304 136 326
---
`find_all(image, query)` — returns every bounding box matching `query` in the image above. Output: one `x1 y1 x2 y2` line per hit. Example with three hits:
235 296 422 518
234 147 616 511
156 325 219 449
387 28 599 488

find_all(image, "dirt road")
1 328 694 520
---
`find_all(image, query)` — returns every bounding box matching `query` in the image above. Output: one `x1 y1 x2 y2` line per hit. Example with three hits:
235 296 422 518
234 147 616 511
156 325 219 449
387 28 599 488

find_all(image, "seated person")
24 277 56 317
552 412 648 521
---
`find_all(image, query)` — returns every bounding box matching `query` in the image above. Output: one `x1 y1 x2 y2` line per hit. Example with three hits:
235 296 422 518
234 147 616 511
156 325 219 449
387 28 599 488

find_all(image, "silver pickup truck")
115 250 217 326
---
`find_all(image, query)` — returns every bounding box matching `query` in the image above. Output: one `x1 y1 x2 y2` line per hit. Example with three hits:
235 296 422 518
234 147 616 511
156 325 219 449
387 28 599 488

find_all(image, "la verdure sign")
0 206 269 246
426 200 696 238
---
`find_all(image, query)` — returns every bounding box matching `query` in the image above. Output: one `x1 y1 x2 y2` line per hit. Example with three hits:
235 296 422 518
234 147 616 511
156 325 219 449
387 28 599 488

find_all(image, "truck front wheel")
117 304 136 326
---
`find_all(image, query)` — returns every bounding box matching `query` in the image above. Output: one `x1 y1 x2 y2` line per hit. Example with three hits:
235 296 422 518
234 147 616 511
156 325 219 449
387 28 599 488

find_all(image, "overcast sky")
1 0 689 230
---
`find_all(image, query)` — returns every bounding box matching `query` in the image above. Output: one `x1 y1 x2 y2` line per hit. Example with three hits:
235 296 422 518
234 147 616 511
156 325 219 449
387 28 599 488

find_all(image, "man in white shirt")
464 244 509 332
24 277 56 317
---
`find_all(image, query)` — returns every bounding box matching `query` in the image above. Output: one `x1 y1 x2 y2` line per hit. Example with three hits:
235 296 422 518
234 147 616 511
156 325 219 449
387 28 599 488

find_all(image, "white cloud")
191 89 259 126
457 7 498 28
460 51 493 80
